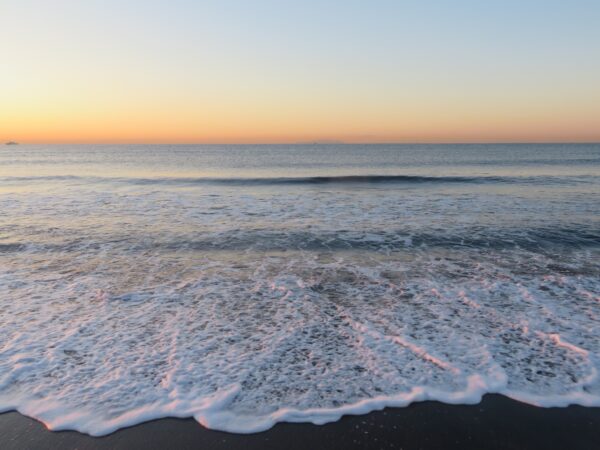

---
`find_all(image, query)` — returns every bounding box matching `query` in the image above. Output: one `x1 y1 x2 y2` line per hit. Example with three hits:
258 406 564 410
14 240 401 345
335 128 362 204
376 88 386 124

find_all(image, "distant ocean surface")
1 143 600 435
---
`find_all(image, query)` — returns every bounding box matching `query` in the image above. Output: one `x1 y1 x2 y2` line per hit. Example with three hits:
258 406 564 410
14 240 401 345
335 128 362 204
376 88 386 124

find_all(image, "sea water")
0 143 599 435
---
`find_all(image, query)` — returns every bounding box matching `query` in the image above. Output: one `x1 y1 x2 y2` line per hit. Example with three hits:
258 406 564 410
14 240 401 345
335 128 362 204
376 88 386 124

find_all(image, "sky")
1 0 600 144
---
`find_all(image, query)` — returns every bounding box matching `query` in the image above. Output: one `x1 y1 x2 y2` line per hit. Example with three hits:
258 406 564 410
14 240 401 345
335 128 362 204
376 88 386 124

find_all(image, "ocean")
0 143 599 435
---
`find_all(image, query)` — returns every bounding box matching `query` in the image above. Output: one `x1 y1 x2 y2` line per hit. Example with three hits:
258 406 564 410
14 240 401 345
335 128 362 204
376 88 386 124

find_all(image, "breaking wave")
1 174 595 186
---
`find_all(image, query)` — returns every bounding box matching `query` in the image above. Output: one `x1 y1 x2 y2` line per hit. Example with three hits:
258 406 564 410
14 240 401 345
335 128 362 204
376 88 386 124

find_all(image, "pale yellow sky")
2 1 600 144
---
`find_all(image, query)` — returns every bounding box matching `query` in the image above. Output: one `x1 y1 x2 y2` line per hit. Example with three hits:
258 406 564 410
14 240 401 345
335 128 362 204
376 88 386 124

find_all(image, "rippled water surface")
1 144 599 434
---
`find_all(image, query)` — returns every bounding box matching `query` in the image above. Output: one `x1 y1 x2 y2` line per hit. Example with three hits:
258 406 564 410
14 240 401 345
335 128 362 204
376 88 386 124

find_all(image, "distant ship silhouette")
5 141 18 145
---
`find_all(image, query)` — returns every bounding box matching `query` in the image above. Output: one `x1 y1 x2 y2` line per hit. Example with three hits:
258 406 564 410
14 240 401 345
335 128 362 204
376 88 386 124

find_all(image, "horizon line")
5 141 600 146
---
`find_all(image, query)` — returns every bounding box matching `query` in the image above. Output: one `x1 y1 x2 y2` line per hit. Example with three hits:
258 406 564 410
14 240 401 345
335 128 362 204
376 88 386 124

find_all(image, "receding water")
1 143 599 434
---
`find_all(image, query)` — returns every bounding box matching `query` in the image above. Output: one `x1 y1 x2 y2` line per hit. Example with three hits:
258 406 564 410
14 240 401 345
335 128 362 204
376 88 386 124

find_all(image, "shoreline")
1 394 599 449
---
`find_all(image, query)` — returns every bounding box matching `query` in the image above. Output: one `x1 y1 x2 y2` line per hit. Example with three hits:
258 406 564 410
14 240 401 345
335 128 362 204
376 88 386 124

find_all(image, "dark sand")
1 394 599 450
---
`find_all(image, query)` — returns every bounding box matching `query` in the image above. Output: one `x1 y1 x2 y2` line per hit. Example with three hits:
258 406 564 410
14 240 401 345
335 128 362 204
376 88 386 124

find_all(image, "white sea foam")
1 241 599 435
1 144 600 435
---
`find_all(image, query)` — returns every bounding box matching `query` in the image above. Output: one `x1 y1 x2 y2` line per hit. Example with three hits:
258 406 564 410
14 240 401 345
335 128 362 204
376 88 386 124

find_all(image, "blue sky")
2 0 599 142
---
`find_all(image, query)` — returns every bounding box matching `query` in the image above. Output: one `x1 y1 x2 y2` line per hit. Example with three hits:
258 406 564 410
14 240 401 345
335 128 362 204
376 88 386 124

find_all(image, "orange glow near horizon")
4 84 599 144
4 103 599 144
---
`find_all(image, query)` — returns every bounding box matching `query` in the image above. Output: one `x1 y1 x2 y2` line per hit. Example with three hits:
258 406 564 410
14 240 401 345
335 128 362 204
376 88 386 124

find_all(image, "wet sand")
1 394 599 449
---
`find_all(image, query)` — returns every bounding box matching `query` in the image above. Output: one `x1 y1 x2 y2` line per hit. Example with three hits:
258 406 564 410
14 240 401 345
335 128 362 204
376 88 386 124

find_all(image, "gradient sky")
1 0 600 144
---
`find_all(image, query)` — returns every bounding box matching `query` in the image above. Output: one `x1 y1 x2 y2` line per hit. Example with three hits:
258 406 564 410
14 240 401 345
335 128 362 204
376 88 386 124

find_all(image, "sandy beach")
1 395 599 450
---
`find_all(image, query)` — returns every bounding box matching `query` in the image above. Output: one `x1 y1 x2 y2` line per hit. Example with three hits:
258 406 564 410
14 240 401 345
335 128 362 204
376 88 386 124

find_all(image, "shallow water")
1 143 599 434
